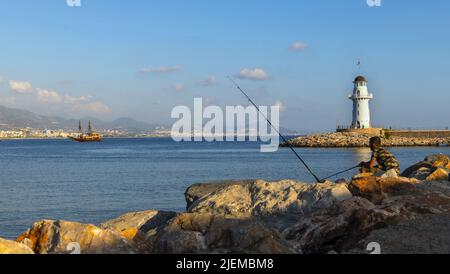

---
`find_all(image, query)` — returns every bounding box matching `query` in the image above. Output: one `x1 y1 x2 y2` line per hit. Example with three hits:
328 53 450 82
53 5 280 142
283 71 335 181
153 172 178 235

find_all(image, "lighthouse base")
336 127 383 136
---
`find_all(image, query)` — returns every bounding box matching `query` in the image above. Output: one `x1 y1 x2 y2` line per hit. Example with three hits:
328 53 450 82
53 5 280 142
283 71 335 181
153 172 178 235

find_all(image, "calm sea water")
0 138 449 239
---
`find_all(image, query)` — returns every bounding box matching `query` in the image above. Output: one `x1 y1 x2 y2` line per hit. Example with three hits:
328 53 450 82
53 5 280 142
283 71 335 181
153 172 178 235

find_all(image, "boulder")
401 154 450 180
283 197 378 253
424 154 450 169
16 220 138 254
100 210 178 252
410 167 434 180
426 168 449 182
204 217 295 254
283 191 450 254
185 180 255 209
0 238 34 254
350 214 450 254
148 213 215 254
150 213 295 254
100 210 177 239
348 175 420 204
378 169 399 179
421 181 450 196
188 180 352 219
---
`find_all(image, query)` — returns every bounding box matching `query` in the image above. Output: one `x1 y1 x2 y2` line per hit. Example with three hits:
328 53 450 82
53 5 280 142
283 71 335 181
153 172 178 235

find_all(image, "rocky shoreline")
1 154 450 254
282 132 450 148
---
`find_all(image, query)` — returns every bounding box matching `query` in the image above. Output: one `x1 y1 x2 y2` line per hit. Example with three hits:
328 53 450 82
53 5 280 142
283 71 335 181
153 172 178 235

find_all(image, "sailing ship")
69 120 103 142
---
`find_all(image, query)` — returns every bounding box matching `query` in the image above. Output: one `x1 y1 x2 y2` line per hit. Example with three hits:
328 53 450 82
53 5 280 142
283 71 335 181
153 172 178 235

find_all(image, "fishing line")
228 76 321 183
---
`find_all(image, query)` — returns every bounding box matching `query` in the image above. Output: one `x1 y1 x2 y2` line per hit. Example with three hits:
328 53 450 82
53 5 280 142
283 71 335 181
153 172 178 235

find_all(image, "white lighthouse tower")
349 76 373 129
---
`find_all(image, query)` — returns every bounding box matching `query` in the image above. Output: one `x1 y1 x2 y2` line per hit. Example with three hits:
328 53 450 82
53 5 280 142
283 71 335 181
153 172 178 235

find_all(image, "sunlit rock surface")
0 238 34 254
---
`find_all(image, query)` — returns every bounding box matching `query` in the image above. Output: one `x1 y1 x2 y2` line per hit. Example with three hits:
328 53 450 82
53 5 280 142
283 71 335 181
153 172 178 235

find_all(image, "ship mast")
88 120 93 133
78 120 82 133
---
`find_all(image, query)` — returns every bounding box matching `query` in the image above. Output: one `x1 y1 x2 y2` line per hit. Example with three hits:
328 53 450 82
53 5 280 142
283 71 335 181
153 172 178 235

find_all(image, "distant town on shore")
0 104 171 139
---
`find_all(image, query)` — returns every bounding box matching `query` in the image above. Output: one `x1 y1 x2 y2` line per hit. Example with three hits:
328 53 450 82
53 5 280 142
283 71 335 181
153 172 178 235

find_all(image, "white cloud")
140 65 181 74
235 68 270 81
36 88 62 103
73 101 111 114
201 76 218 86
289 41 308 51
64 94 93 104
9 80 33 93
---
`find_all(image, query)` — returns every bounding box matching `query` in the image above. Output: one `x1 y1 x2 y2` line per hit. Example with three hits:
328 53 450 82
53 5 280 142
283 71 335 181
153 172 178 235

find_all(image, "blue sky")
0 0 449 131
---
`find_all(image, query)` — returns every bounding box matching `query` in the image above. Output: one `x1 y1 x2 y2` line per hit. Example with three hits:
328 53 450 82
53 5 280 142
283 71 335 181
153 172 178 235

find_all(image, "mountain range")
0 105 163 132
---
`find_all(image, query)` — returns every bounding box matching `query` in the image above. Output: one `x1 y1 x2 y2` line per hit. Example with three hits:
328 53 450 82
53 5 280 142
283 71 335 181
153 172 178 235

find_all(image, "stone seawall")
336 128 450 139
385 130 450 138
282 132 450 148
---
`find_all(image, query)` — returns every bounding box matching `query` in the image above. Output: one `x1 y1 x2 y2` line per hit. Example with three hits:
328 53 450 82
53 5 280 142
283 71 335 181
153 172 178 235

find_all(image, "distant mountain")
0 105 163 132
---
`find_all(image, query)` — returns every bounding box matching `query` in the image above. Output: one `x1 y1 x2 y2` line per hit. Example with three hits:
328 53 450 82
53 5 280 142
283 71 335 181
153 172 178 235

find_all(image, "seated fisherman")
360 136 400 174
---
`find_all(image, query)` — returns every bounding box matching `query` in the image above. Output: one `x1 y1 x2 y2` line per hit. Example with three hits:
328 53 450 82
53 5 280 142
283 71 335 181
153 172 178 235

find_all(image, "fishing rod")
319 164 361 181
228 76 321 183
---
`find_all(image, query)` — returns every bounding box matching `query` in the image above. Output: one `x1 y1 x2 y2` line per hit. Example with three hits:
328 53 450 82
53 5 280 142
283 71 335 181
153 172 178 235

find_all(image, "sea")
0 137 449 239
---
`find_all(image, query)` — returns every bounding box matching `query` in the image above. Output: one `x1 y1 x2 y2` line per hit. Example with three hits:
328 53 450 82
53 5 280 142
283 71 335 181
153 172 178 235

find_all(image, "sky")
0 0 449 132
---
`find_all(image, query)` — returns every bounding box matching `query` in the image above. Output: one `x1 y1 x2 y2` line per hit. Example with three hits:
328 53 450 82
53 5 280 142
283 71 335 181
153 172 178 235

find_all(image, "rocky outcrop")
349 214 450 254
16 220 138 254
283 190 450 253
0 238 34 254
348 174 421 204
283 132 450 147
185 180 255 209
150 213 295 254
100 210 177 252
100 210 177 239
188 180 353 220
401 154 450 181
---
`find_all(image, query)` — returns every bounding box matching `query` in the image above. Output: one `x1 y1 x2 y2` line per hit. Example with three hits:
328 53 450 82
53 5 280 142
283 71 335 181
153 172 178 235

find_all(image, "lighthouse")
349 76 373 129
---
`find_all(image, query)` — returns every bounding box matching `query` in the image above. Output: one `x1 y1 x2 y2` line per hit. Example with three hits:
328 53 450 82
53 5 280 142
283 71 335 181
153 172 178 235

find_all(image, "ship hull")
68 136 103 142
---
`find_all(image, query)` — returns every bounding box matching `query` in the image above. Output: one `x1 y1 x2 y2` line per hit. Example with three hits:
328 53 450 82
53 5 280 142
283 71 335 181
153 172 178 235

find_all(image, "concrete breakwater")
282 132 450 148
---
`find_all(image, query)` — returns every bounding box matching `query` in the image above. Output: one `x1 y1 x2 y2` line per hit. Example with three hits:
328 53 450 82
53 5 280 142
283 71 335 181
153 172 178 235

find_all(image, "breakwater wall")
384 130 450 138
337 127 450 139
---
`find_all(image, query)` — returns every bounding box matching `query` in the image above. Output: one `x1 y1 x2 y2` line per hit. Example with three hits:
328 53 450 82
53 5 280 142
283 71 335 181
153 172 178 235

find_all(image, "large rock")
150 213 295 254
426 168 449 181
188 180 352 219
150 213 214 254
16 220 138 254
425 154 450 168
0 238 34 254
420 181 450 196
100 210 177 239
401 154 450 180
185 180 255 209
100 210 177 253
283 191 450 254
348 175 421 204
350 214 450 254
